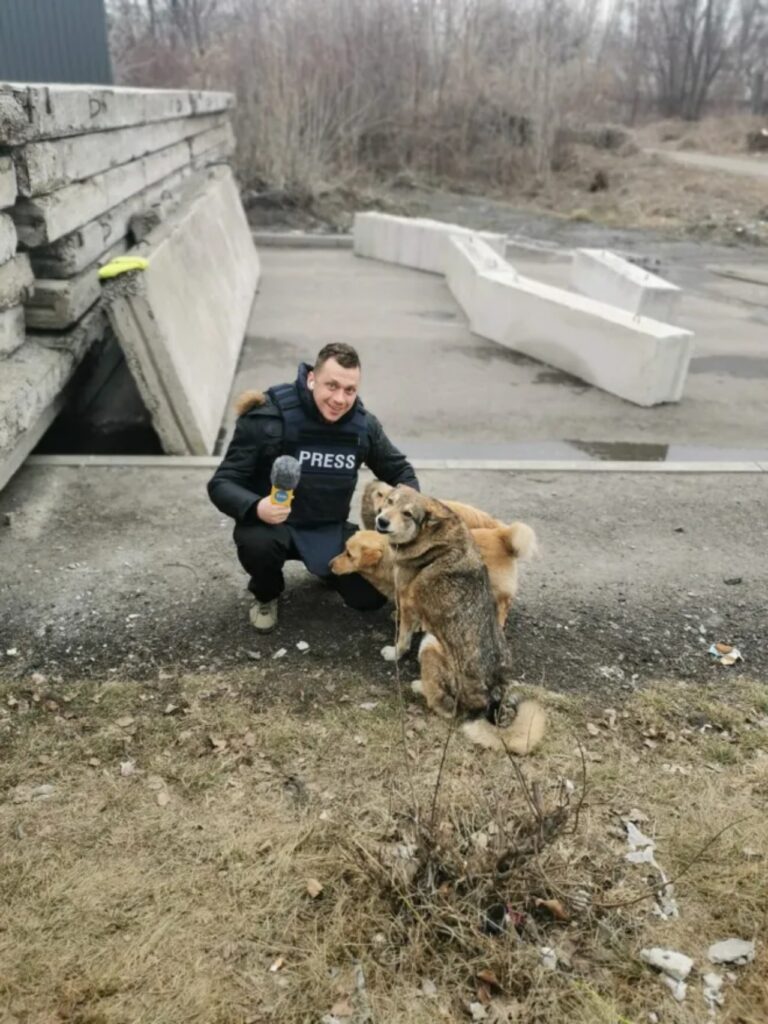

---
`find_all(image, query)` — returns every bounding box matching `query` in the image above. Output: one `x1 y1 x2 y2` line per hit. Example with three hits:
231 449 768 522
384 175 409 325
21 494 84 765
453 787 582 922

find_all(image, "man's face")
307 357 360 423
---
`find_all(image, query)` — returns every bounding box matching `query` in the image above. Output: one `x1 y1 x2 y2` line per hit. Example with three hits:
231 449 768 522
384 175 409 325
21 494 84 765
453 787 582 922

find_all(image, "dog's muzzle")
375 514 390 534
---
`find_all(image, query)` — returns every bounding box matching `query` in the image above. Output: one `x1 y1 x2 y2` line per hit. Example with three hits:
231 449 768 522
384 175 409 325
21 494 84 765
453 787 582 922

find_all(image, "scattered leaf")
535 897 571 922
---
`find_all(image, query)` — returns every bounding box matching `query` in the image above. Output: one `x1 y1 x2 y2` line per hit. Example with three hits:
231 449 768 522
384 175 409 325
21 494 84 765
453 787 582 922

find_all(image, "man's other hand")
256 496 291 525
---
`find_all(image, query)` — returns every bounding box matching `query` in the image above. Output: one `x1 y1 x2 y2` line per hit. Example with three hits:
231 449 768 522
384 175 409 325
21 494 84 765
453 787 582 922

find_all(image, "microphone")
269 455 301 508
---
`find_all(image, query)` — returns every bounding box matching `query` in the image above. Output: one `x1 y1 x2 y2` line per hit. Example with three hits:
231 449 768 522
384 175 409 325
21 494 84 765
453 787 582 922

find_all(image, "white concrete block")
468 266 694 406
0 82 233 145
30 166 194 278
13 113 227 197
571 248 682 322
0 156 17 209
444 234 510 317
189 120 235 160
0 213 17 265
32 302 108 358
0 255 34 311
353 212 506 274
12 123 227 247
103 167 259 455
0 306 25 358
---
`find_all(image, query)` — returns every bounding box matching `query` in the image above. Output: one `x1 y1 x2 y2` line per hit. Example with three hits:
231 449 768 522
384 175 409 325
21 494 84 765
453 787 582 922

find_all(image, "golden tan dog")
361 479 501 533
374 485 545 754
330 521 537 627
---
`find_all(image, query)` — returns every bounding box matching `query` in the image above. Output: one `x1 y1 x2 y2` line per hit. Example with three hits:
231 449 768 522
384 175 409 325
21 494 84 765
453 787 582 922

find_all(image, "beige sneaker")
249 599 278 633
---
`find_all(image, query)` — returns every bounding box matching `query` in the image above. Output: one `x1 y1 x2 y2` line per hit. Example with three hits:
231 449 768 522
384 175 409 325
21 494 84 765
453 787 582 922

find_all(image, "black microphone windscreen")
270 455 302 490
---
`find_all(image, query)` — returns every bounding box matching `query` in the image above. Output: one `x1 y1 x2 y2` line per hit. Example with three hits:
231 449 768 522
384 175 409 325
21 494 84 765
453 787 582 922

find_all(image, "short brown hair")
315 343 360 371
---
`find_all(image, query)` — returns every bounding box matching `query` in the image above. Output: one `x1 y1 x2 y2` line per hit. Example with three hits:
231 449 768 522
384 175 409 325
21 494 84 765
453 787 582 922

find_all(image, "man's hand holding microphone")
256 455 302 525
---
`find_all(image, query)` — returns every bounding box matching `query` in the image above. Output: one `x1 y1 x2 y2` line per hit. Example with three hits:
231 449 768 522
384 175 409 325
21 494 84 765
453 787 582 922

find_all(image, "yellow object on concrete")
98 256 149 280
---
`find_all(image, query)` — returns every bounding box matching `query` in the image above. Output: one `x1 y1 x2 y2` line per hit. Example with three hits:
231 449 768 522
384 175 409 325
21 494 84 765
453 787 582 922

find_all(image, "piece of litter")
272 648 287 659
296 640 309 652
661 975 687 1001
421 978 437 998
6 648 18 656
586 722 600 737
156 790 171 807
708 642 743 666
708 938 755 965
467 1001 488 1021
245 650 261 661
539 946 557 970
703 972 724 1010
269 956 286 973
640 947 693 982
359 701 379 711
120 759 136 777
306 878 324 898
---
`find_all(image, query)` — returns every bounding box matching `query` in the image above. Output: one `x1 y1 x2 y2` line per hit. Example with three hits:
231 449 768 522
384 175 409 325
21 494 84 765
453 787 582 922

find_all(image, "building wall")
0 0 113 86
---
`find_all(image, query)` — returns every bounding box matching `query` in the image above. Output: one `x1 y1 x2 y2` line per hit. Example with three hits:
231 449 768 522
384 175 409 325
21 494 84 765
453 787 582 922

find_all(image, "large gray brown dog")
375 485 544 753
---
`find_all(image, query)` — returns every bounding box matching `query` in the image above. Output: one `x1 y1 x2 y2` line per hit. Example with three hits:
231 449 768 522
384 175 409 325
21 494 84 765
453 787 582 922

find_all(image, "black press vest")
268 382 369 526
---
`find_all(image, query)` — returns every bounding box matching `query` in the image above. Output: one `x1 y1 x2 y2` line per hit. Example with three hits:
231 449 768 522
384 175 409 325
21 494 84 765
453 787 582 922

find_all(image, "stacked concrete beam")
446 235 694 407
571 248 682 322
353 211 506 274
0 82 239 490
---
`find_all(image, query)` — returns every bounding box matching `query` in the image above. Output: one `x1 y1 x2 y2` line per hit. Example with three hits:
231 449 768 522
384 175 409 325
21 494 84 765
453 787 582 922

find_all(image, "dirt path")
646 147 768 180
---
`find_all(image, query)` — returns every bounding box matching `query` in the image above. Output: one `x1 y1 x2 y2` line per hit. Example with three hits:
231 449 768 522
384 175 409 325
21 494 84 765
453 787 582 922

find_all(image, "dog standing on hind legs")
375 485 545 754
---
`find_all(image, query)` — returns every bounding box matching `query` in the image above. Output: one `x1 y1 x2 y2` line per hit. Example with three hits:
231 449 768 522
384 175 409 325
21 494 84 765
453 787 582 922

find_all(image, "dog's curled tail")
234 389 266 416
462 699 545 754
501 521 538 561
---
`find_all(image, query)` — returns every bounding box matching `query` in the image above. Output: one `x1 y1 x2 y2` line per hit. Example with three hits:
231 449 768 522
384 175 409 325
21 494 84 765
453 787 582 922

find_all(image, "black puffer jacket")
207 363 419 524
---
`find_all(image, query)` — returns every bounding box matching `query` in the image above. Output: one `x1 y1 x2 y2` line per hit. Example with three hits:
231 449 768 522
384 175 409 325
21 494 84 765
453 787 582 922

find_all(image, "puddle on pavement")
400 439 768 462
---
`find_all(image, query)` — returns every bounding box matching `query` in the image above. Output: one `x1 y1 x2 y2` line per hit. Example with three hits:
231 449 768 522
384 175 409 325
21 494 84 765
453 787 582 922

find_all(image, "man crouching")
207 343 419 632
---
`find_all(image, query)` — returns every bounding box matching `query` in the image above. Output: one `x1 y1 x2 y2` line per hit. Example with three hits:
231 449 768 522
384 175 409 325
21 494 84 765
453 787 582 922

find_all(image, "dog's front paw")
381 645 398 662
410 678 423 695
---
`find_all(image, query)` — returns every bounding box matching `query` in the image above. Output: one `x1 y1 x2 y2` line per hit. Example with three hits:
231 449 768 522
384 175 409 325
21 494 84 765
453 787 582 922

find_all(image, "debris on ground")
702 972 725 1011
272 648 287 660
708 642 743 666
640 947 694 1001
623 819 679 919
708 938 756 965
296 640 310 652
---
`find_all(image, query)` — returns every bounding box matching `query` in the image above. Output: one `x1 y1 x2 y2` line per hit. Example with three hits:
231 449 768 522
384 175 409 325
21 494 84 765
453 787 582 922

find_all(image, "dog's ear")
422 500 451 530
360 545 383 567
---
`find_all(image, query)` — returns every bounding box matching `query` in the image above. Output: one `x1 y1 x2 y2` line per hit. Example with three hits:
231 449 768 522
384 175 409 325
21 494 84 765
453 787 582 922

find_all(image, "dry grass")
1 671 767 1023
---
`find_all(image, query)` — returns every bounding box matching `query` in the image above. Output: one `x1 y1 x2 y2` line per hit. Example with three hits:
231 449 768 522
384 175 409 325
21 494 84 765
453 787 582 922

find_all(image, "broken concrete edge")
252 232 353 249
0 82 234 145
25 238 128 331
12 111 230 198
102 166 260 454
21 455 768 474
0 154 17 208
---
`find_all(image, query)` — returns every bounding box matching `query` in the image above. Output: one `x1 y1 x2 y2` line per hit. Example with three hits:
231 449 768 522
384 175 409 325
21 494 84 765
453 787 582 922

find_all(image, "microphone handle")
269 485 295 507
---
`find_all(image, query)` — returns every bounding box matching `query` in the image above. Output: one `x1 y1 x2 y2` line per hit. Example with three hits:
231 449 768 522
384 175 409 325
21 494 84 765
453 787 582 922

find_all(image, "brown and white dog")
372 485 545 754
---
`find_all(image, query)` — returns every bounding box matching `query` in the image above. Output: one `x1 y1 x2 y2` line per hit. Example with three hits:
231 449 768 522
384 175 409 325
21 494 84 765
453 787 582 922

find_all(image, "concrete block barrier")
353 212 506 274
571 248 682 322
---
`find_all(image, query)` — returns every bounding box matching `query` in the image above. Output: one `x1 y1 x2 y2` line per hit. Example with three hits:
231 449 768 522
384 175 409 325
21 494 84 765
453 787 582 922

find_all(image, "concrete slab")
470 267 693 406
0 82 233 145
12 112 227 197
0 254 33 311
0 341 75 489
0 155 16 208
24 243 124 330
353 212 506 274
104 167 259 454
0 305 25 357
1 464 766 689
572 248 682 321
31 302 108 358
0 212 17 264
11 123 227 247
29 165 194 279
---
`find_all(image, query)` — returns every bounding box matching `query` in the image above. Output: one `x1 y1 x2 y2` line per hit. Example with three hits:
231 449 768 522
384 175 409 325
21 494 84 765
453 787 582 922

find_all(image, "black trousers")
233 521 387 611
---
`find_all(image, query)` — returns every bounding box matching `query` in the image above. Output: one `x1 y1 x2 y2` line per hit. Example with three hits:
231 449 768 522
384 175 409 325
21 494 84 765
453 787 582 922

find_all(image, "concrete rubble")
0 82 249 491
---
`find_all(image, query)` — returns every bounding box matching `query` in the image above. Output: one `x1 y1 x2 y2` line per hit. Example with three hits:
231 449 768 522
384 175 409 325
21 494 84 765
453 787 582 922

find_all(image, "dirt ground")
1 670 766 1024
